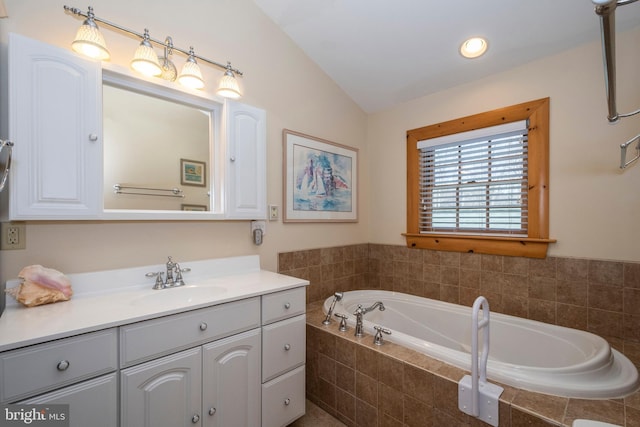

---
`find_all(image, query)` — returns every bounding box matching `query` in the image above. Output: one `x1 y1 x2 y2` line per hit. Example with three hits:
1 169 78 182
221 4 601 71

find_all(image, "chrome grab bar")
113 184 185 198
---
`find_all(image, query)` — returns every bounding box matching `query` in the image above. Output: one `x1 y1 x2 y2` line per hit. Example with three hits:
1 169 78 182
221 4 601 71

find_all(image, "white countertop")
0 255 308 352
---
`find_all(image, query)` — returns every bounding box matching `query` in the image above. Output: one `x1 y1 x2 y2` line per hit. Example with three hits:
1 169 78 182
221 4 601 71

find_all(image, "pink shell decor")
5 265 73 307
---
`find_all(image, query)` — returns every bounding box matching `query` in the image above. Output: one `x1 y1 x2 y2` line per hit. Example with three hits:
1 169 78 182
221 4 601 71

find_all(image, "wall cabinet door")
202 329 261 427
8 33 102 219
224 100 267 219
18 373 118 427
121 347 202 427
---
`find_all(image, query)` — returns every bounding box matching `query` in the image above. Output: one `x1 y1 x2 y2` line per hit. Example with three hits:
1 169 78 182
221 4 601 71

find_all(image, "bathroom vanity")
0 255 307 427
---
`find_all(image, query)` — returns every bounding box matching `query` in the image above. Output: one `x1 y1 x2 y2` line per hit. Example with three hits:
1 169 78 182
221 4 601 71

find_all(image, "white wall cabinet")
4 33 267 221
7 32 102 219
224 100 267 220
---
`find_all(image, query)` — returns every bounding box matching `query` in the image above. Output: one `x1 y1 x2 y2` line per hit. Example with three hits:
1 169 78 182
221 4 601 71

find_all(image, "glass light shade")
130 40 162 77
71 20 110 60
178 58 205 89
217 72 241 99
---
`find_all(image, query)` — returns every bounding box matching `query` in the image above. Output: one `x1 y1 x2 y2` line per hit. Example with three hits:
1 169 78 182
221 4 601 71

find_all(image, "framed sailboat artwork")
283 129 358 222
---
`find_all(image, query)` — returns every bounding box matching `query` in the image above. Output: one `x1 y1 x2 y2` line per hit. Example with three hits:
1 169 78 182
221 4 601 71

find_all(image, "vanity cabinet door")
7 33 102 219
121 347 202 427
202 328 261 427
18 373 118 427
224 100 266 220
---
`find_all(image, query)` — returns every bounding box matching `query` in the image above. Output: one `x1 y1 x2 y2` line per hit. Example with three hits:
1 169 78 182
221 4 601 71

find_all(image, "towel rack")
113 184 184 198
620 133 640 169
593 0 640 123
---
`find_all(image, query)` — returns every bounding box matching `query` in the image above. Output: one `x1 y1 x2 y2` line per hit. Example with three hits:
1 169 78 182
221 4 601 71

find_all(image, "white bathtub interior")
323 290 639 399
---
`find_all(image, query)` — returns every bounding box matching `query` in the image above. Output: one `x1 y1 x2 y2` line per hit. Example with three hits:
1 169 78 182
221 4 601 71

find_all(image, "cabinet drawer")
0 328 118 403
261 287 305 325
19 373 118 427
262 314 305 382
120 297 260 367
262 365 305 427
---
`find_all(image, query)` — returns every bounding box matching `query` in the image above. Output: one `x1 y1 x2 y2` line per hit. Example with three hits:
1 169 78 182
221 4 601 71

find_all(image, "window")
405 98 554 258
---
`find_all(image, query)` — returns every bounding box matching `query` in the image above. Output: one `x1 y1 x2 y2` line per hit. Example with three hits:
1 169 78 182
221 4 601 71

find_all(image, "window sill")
403 233 556 258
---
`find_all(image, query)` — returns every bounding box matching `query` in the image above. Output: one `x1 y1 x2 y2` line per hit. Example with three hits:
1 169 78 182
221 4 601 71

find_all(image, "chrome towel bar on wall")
113 184 184 198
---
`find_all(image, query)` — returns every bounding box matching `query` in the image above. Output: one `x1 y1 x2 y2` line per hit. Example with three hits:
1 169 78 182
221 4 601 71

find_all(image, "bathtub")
323 290 639 399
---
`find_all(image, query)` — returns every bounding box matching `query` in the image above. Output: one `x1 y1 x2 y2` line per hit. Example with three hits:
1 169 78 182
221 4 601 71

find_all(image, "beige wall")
1 0 639 286
0 0 368 283
367 26 640 263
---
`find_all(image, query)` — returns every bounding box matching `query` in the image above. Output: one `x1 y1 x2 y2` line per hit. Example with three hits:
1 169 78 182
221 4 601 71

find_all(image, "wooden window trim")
405 98 556 258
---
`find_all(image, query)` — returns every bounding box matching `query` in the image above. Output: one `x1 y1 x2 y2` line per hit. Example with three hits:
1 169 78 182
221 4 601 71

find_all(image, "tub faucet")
354 301 385 337
323 292 343 325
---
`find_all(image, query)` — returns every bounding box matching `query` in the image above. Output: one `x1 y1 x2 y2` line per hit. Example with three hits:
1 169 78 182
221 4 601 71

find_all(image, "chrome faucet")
165 256 176 286
353 301 385 337
323 292 344 325
146 257 190 290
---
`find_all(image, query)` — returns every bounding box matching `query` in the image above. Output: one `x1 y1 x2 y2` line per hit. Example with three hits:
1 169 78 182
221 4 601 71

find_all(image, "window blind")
418 120 528 235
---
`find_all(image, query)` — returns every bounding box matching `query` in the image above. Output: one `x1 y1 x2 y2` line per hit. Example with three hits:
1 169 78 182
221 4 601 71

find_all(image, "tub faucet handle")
334 313 348 332
373 325 391 346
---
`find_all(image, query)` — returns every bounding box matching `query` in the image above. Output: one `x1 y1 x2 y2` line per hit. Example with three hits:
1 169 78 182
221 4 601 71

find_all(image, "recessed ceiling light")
460 37 488 59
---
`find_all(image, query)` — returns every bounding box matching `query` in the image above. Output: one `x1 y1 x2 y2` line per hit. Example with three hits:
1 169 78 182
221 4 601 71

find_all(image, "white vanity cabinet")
7 32 103 219
261 287 307 427
0 328 119 427
120 298 262 427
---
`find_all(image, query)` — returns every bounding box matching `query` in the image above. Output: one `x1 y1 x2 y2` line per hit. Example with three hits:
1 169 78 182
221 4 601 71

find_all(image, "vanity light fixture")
70 6 110 60
130 29 162 77
460 36 488 59
63 5 243 97
178 48 205 89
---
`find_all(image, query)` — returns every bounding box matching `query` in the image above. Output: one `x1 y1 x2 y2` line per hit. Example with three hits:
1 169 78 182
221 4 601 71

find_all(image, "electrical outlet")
268 204 279 221
1 222 26 250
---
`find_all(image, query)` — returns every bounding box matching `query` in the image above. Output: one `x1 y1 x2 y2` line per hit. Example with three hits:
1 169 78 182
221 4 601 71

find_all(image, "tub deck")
305 301 640 427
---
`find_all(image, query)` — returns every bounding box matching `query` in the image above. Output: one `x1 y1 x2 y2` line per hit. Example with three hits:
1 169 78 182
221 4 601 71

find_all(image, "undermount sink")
129 285 227 306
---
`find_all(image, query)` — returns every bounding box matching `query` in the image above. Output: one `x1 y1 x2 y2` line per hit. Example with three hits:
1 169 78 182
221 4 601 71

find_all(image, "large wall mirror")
102 69 221 215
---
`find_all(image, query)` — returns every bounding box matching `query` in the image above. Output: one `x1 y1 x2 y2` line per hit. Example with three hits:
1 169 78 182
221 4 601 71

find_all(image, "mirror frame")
101 66 225 220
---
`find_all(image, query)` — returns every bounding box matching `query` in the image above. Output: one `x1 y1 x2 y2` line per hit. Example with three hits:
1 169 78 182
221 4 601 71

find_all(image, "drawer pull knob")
208 407 216 416
199 322 208 331
284 343 291 351
284 398 291 406
56 360 70 371
191 414 200 423
284 302 291 309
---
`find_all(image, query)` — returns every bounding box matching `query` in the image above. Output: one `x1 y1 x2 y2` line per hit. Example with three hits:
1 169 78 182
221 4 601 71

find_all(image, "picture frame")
181 204 207 211
180 158 206 187
283 129 358 222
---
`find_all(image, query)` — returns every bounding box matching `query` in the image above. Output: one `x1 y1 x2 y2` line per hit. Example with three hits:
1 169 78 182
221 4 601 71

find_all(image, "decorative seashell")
5 265 73 307
5 281 71 307
18 265 72 298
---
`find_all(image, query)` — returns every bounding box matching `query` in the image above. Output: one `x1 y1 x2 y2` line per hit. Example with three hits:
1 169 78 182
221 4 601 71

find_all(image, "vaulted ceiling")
253 0 640 113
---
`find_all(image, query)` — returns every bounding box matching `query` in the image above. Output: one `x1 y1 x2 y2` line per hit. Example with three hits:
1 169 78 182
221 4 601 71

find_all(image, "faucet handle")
373 325 391 346
174 264 190 287
146 271 165 290
334 313 348 332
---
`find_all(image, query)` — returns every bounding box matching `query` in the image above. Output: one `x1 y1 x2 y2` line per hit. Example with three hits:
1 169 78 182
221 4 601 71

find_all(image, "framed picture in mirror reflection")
180 158 206 187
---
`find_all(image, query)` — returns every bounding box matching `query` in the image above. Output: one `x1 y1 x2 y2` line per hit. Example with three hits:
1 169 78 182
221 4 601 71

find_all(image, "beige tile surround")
278 244 640 427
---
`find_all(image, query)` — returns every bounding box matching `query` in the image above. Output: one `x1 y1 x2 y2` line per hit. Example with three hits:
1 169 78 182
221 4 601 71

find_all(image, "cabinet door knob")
284 398 291 406
199 322 208 331
208 407 216 416
88 133 98 142
191 414 200 423
284 302 291 309
56 360 70 371
284 343 291 351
